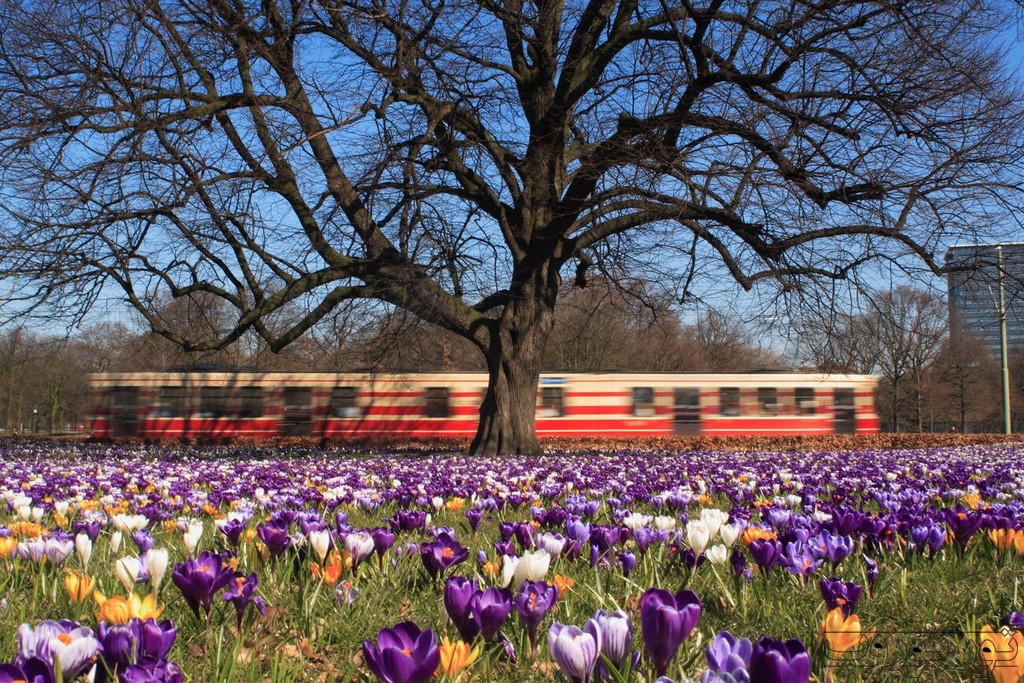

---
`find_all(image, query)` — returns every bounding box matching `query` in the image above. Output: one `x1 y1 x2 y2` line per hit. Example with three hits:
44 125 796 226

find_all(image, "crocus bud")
183 520 204 557
75 533 92 570
110 530 123 555
146 547 169 595
309 529 331 565
115 556 141 594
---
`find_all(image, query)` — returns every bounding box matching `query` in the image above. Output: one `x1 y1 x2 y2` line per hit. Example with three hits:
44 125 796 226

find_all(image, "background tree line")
7 280 1019 435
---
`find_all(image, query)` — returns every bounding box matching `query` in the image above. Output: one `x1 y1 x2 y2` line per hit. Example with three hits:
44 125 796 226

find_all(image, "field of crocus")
0 438 1022 683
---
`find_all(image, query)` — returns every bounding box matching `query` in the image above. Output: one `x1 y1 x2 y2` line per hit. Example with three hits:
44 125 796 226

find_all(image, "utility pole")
997 245 1012 434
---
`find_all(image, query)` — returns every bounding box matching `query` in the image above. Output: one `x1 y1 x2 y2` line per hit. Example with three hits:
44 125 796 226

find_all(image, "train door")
282 387 312 436
833 388 856 434
673 388 701 435
110 386 139 437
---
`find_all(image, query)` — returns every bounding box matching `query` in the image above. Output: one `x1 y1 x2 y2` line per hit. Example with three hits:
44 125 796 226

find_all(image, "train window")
200 387 229 418
719 387 740 416
758 388 778 416
540 387 563 417
331 387 360 418
156 386 184 417
633 387 655 417
239 386 263 418
425 387 450 418
795 387 816 415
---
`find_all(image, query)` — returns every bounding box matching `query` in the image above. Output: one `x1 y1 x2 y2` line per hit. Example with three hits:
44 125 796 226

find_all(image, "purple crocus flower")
819 577 862 618
222 572 267 629
443 576 479 643
0 658 53 683
706 630 752 674
589 525 622 557
389 510 427 532
465 508 483 533
371 527 396 562
640 588 702 676
119 659 184 683
471 586 513 643
940 505 984 554
514 580 558 654
16 620 102 681
593 609 633 670
781 541 822 578
362 621 440 683
548 621 601 683
514 522 535 551
1003 612 1024 630
133 529 155 554
748 539 782 576
811 530 853 568
494 538 516 557
171 551 235 619
863 554 879 595
256 520 292 558
420 534 469 579
618 551 637 577
925 524 947 557
97 618 177 678
747 636 810 683
216 518 247 547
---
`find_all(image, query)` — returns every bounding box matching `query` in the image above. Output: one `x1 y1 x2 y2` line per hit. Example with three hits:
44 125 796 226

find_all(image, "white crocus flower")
115 556 141 594
719 523 741 549
309 529 332 564
622 513 652 531
146 547 169 595
183 520 204 557
111 514 149 534
653 515 677 531
685 520 711 556
75 533 92 570
501 549 552 589
705 543 728 565
699 508 728 539
110 530 123 555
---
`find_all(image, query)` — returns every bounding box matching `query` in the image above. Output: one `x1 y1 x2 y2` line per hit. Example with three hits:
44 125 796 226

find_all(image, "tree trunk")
468 266 558 456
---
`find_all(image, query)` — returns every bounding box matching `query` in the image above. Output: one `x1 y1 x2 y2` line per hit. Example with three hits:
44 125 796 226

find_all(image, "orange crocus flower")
552 574 574 595
819 608 873 659
64 570 95 603
94 591 165 625
0 536 17 559
435 636 481 679
310 550 350 586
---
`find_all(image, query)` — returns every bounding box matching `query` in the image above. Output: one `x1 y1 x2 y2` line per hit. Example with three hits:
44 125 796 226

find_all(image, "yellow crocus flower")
435 636 481 679
979 625 1024 683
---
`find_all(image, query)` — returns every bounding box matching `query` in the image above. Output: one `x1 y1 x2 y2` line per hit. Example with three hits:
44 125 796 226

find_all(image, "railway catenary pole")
997 245 1012 434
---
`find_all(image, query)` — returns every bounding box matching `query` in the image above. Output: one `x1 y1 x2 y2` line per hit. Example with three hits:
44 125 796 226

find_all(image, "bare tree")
865 286 948 432
933 317 1001 432
0 0 1021 453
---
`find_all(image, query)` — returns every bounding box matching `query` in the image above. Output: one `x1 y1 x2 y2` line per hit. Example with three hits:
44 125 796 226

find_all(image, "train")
88 370 881 439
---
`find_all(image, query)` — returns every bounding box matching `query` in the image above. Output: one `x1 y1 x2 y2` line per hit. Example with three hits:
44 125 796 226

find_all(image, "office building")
945 243 1024 356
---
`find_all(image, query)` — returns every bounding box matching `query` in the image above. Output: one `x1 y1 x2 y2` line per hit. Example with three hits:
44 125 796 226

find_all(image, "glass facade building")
945 243 1024 357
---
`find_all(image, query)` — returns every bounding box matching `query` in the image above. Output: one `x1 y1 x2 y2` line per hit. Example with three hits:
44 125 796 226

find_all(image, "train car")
88 370 881 439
